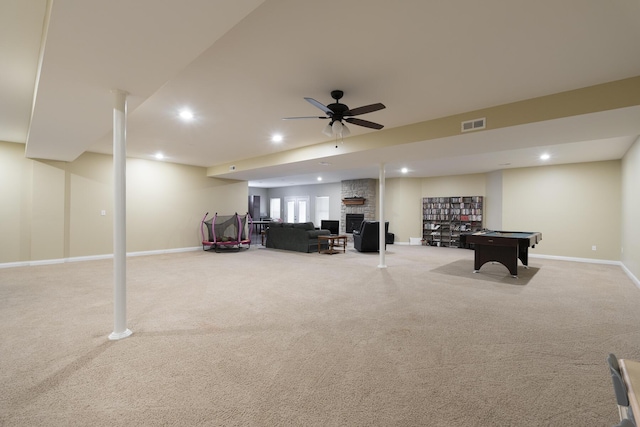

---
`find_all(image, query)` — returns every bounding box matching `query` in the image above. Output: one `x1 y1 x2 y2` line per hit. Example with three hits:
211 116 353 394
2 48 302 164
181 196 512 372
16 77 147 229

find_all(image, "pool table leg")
474 244 519 277
518 244 530 269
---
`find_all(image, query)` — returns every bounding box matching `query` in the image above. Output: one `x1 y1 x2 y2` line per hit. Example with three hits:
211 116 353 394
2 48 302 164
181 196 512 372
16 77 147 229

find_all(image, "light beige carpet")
1 244 639 426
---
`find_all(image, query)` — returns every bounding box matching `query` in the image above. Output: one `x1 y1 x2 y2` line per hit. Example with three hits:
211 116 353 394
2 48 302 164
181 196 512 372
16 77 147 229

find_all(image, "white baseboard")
621 263 640 289
530 253 639 289
0 258 69 268
127 246 201 258
0 246 201 269
529 253 621 265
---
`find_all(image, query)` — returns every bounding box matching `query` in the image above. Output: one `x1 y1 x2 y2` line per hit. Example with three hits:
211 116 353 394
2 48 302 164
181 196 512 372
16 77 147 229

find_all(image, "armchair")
353 221 389 252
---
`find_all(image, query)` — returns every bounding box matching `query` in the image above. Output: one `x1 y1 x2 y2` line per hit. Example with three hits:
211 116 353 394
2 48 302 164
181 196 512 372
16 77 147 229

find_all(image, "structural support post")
378 162 387 268
109 89 132 341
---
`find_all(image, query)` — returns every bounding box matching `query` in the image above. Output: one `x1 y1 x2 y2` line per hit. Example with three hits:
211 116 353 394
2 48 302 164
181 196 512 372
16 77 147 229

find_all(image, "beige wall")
32 160 67 260
3 139 638 279
1 142 248 263
502 161 621 260
66 153 113 257
384 178 422 243
420 173 487 198
124 158 247 253
1 142 33 262
621 137 640 278
411 163 626 263
485 170 503 230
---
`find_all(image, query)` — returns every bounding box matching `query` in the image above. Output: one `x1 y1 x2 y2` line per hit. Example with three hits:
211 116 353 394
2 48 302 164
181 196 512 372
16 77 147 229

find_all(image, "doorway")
284 196 309 223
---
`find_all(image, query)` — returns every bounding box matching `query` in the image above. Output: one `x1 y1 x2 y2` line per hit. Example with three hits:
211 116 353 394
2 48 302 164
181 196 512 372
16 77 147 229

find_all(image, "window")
315 196 329 223
270 198 281 220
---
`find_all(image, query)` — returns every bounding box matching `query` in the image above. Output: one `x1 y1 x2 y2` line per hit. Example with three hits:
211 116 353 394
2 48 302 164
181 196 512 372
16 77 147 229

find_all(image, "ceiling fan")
283 90 385 138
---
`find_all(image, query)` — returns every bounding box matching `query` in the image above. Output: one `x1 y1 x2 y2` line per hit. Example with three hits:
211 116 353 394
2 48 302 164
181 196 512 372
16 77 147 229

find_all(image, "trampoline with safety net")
201 212 252 252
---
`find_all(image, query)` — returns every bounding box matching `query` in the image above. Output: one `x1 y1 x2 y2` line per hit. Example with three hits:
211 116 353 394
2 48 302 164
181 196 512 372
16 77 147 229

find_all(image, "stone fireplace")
341 179 377 234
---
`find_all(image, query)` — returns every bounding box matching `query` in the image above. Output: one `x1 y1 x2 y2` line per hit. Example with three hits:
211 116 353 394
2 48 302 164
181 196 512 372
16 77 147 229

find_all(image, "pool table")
465 231 542 278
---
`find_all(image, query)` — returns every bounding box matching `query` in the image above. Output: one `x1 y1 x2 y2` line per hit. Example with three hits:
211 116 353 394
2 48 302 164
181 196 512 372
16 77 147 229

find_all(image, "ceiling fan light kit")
322 122 333 137
284 89 385 139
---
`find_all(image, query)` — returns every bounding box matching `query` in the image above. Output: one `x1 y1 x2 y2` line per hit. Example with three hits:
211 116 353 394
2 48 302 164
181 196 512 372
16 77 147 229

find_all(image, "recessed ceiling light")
317 177 323 181
155 152 164 160
540 153 550 160
401 167 408 174
271 134 283 143
179 109 194 120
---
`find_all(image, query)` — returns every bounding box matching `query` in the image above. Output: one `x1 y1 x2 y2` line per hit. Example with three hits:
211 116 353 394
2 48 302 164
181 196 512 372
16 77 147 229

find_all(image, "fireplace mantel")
342 197 366 205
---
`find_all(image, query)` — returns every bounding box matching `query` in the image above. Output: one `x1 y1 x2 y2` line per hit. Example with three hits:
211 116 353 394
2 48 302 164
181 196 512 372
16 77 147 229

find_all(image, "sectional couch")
265 222 331 253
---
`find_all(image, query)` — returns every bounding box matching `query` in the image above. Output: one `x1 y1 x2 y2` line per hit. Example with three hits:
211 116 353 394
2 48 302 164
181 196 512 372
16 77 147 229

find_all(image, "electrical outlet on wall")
592 245 597 251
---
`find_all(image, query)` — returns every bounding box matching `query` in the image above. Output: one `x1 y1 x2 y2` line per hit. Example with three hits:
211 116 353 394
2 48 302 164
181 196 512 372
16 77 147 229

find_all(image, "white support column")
109 89 132 341
378 163 387 268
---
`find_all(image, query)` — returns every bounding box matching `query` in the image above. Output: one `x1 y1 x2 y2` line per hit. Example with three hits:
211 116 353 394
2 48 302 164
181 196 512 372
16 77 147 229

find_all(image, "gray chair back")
608 353 630 407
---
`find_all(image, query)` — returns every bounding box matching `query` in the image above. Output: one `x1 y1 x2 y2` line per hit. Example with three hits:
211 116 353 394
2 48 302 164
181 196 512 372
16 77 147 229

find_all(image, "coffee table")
318 235 347 255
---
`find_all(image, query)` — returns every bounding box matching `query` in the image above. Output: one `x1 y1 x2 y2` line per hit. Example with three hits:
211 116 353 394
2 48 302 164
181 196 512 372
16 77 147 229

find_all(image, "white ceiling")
3 0 640 188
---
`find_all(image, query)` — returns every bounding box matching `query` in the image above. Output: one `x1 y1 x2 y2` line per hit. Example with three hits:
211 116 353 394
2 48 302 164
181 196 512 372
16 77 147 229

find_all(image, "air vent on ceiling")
461 117 486 133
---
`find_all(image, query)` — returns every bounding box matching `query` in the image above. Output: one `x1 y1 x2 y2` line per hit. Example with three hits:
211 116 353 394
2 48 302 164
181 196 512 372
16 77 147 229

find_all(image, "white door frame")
284 196 310 223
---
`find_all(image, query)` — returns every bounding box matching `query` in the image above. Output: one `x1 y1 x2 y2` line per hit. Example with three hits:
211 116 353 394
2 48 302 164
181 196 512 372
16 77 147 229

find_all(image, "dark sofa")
265 222 331 253
353 221 389 252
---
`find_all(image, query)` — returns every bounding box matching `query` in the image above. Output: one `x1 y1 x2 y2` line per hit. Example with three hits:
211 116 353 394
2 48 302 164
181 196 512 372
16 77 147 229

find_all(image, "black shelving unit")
422 196 483 247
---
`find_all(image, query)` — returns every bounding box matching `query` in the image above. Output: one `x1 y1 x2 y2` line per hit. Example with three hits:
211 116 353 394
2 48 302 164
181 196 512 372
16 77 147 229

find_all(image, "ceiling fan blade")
282 116 329 120
304 97 333 115
344 103 386 116
345 117 384 130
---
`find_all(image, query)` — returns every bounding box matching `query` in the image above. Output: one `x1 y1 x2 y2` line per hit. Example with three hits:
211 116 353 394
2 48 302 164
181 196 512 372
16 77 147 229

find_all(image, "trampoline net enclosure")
201 212 252 251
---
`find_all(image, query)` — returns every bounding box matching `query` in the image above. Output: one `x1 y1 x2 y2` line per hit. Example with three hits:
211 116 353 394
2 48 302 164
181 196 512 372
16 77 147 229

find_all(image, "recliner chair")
353 221 389 252
608 353 634 422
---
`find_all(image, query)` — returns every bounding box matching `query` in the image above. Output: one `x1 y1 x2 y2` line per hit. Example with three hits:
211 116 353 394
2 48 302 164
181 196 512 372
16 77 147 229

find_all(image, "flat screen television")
320 220 339 235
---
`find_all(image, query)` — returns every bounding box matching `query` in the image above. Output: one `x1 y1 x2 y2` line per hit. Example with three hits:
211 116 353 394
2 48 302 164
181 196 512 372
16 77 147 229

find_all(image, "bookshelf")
422 196 483 247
